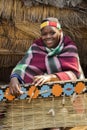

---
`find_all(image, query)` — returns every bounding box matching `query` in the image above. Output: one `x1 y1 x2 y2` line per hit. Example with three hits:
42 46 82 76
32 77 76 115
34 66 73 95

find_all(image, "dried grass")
0 94 87 130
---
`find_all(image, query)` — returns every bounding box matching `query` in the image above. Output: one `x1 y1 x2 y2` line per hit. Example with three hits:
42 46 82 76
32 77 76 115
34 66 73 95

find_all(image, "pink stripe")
33 50 46 55
26 72 33 79
65 71 77 80
64 45 77 50
20 68 34 80
60 52 78 57
29 65 44 74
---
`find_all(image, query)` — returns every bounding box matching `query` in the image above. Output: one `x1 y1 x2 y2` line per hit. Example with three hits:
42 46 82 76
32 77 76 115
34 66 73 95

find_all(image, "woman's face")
41 26 61 49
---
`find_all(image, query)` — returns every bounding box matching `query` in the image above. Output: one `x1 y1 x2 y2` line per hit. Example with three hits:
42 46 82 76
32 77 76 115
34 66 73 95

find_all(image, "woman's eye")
50 32 55 35
41 32 55 36
41 33 47 36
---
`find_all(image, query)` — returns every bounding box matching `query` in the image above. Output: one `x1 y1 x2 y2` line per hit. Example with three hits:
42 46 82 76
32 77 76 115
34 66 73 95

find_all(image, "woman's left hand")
32 74 59 86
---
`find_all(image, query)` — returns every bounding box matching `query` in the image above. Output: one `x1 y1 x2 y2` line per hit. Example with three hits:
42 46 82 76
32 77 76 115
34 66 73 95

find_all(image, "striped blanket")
11 35 80 83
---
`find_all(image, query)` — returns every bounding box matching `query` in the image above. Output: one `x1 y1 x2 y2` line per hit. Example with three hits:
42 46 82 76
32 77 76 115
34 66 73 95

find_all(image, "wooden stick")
28 86 37 103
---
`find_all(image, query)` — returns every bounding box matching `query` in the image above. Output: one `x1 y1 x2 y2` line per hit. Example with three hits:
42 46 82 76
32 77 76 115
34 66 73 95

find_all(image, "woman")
9 17 81 95
9 17 81 130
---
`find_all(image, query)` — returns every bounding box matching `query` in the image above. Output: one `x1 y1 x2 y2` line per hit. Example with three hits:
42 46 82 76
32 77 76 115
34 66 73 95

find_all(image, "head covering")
40 17 61 30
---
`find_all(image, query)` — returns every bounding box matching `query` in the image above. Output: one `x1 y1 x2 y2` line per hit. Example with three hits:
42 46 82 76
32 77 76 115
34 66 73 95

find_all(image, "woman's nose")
46 34 51 38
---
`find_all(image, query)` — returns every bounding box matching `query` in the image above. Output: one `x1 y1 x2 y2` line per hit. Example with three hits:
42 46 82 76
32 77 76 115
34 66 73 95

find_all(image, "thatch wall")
0 0 87 83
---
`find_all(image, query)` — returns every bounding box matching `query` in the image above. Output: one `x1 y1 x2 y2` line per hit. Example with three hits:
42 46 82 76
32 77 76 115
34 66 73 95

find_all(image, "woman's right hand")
9 77 23 96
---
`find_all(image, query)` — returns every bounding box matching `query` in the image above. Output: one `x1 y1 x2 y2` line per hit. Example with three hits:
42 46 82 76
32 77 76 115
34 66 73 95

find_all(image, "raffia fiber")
0 94 87 130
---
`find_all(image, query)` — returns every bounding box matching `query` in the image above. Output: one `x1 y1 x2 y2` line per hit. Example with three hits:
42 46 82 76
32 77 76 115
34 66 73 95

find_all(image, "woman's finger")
35 78 44 86
33 75 42 85
9 84 22 96
9 86 14 95
16 85 24 95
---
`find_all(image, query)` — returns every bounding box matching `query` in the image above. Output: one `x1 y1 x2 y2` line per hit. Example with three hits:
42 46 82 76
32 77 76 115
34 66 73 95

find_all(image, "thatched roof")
22 0 86 8
0 0 87 22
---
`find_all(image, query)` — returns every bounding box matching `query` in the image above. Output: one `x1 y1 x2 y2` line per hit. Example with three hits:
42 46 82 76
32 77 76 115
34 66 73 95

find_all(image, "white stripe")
65 71 77 80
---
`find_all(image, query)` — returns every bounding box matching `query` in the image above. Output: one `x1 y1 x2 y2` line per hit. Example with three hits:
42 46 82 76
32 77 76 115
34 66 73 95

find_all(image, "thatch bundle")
0 0 87 82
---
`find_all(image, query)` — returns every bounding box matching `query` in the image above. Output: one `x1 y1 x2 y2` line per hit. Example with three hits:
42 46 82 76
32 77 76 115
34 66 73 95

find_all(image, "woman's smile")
45 39 54 44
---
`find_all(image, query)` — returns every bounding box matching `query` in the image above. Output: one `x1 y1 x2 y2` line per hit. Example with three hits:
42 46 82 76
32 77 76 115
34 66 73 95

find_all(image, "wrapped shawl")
11 35 80 83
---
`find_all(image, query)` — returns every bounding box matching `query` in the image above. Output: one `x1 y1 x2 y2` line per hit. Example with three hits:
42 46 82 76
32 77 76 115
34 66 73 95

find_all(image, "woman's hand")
33 74 59 86
9 77 23 96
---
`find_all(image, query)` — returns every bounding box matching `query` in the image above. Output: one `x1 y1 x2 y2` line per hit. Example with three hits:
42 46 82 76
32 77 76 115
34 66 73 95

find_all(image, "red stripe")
49 22 57 27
